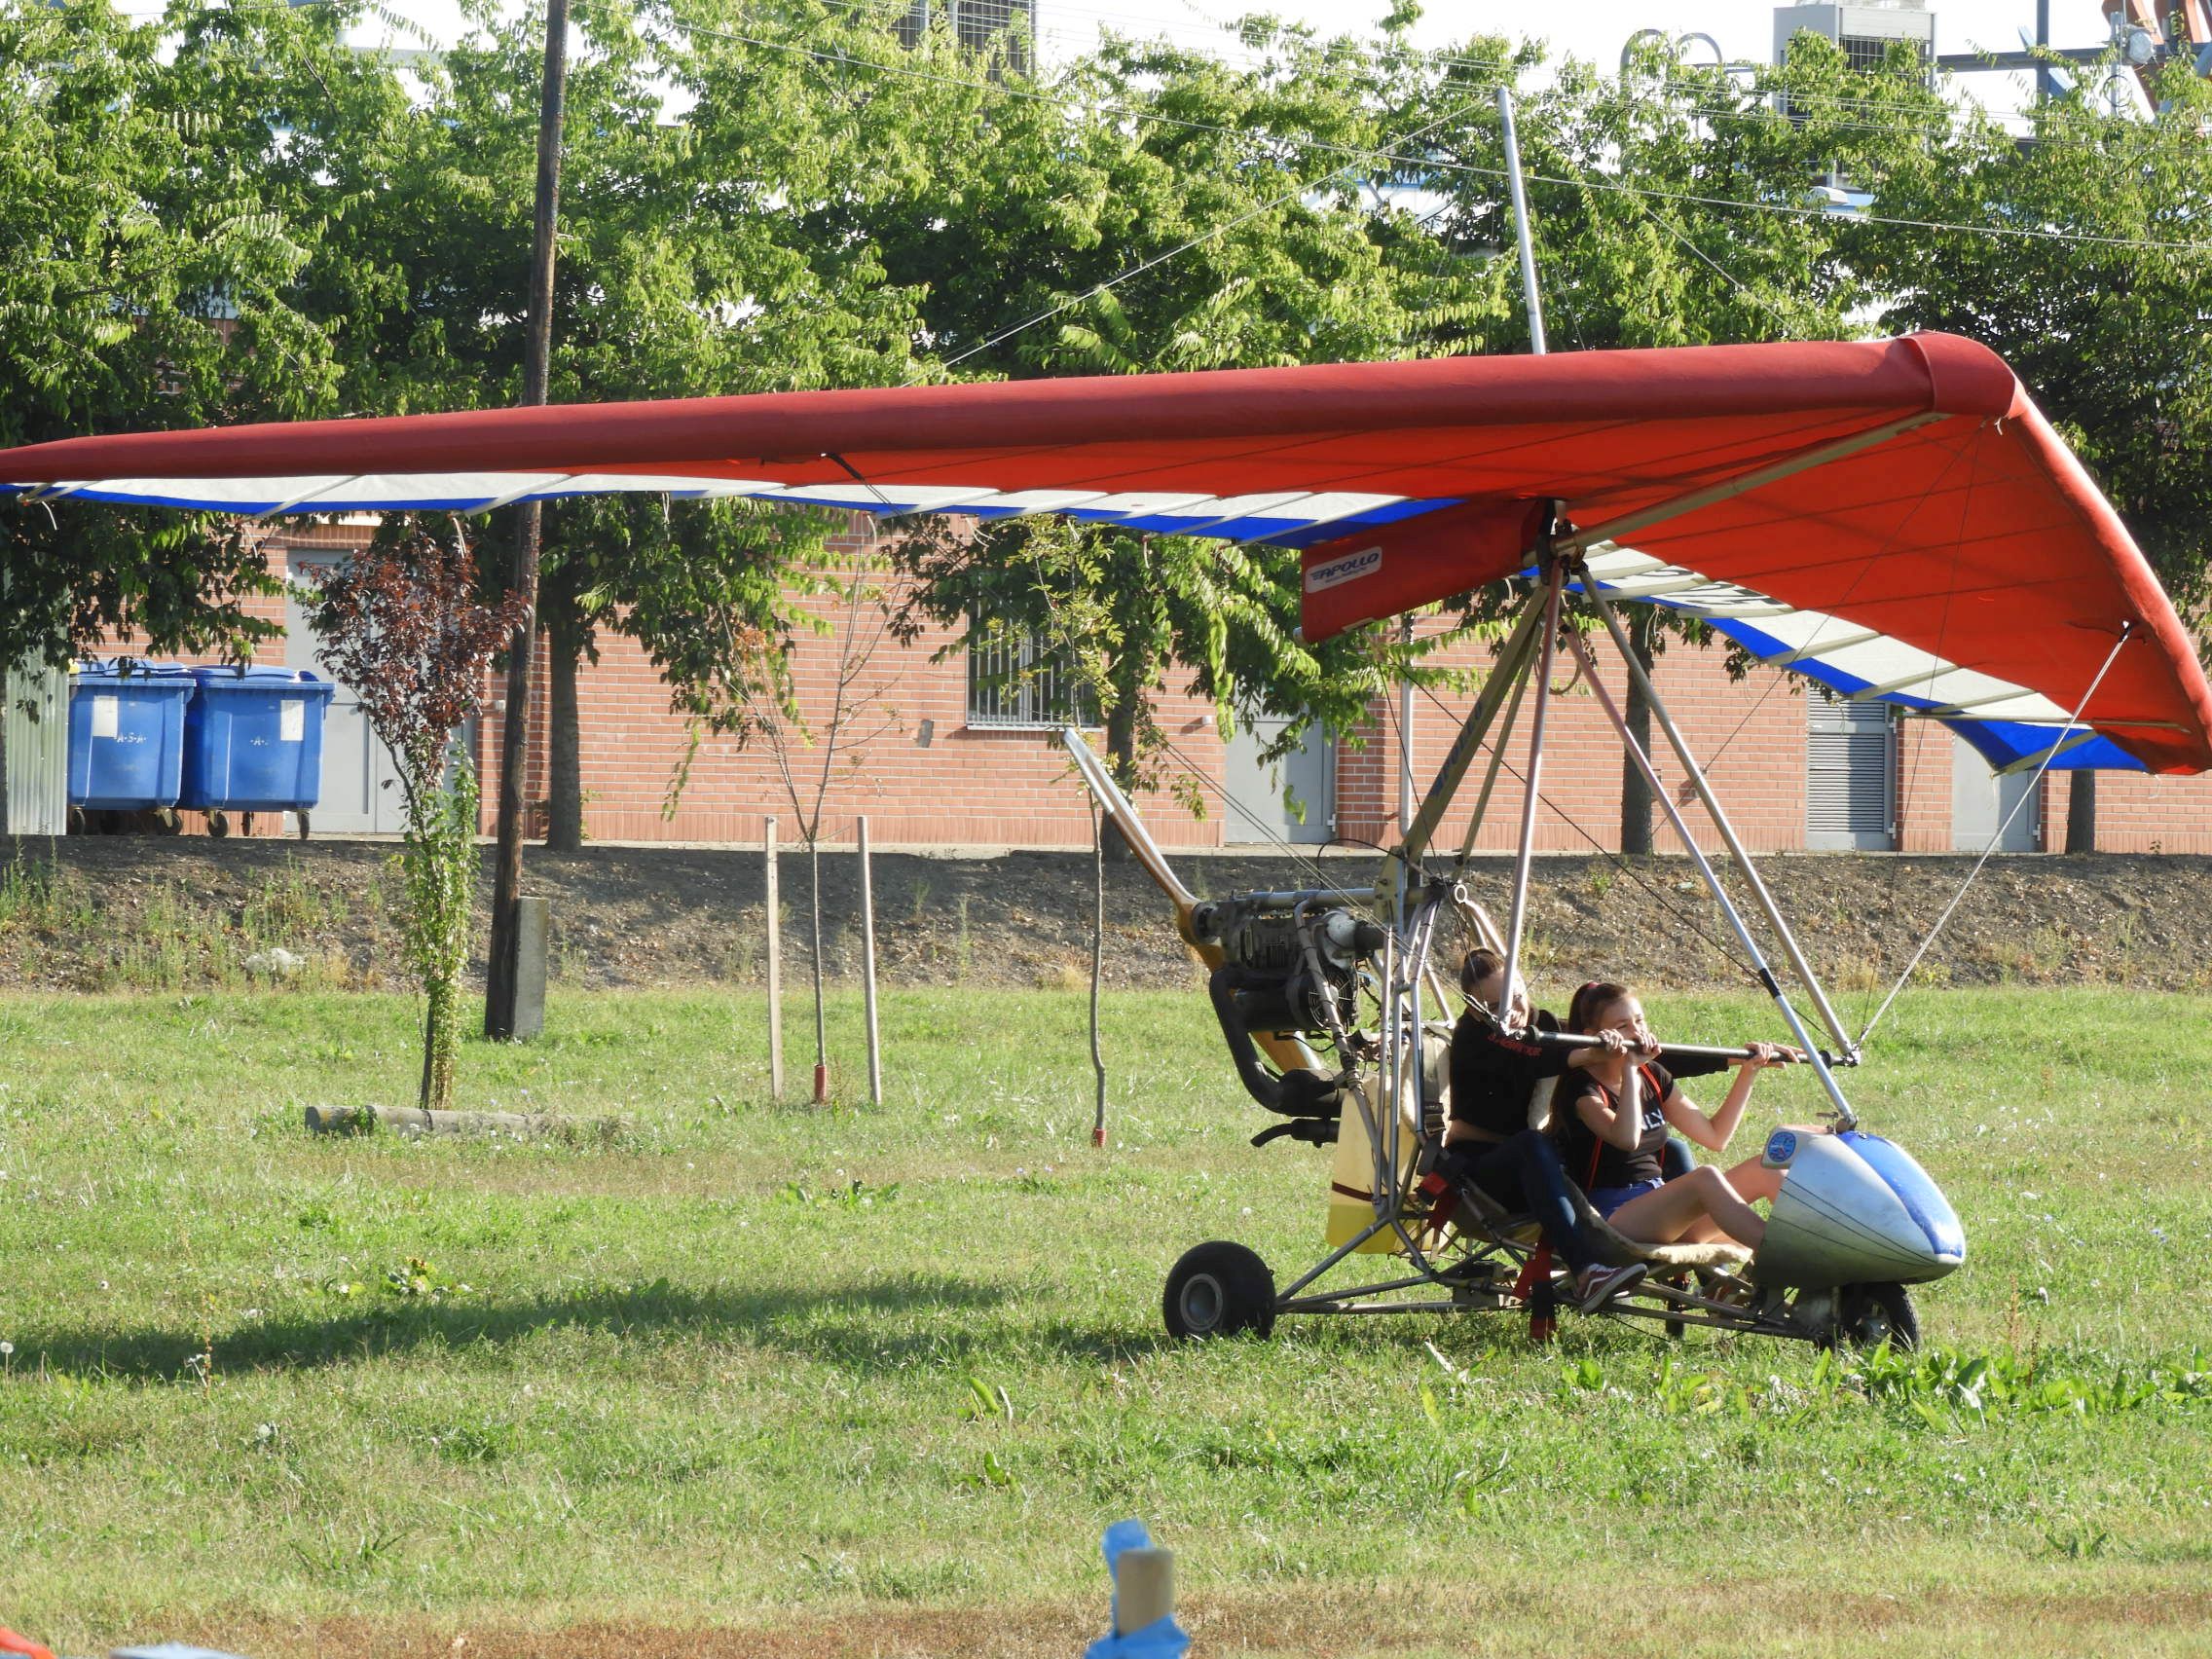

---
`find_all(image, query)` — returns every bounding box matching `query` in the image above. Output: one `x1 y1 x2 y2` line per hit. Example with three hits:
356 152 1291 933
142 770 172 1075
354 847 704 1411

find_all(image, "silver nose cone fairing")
1753 1129 1967 1291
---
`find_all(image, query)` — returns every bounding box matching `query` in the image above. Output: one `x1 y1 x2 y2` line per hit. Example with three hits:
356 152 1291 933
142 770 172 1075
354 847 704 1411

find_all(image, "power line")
729 0 2121 134
94 0 2210 254
89 0 2171 148
739 0 2188 155
640 14 2212 256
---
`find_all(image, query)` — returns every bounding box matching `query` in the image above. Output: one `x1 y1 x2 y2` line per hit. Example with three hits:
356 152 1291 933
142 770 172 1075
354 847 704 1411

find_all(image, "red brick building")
175 520 2212 854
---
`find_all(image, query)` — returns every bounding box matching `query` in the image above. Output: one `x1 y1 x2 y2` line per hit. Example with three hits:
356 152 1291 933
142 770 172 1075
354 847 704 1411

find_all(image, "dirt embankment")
3 834 2208 997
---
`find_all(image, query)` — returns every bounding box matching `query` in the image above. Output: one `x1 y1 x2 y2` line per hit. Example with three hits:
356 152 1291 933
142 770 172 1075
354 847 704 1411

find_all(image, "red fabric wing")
0 331 2204 770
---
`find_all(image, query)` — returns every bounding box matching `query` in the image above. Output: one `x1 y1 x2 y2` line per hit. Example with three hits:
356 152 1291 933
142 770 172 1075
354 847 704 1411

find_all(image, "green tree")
876 18 1502 823
306 0 939 849
0 0 408 672
1404 35 1955 851
1857 62 2212 847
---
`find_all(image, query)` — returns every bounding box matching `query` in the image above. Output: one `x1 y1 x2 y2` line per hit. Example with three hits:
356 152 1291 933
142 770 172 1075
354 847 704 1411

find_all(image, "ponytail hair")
1567 979 1630 1035
1459 947 1505 998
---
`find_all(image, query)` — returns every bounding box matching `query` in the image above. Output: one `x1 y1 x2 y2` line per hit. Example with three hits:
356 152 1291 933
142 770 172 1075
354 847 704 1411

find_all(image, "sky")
263 0 2141 133
1047 0 2120 64
1026 0 2134 119
316 0 2141 127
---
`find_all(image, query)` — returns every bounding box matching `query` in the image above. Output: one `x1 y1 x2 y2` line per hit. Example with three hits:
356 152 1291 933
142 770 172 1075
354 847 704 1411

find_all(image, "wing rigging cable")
1406 674 1761 979
1853 625 2135 1050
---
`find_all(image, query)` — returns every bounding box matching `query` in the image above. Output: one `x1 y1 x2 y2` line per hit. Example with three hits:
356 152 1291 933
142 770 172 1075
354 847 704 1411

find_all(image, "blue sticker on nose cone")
1766 1128 1799 1164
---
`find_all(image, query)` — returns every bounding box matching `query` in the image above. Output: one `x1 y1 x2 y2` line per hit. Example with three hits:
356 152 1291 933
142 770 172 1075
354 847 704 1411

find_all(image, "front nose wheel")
1824 1281 1920 1350
1163 1241 1276 1340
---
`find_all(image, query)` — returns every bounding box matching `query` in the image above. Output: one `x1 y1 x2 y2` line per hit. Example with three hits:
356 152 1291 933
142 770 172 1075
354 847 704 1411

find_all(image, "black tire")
206 811 230 838
296 810 312 841
1833 1282 1920 1351
1162 1241 1276 1341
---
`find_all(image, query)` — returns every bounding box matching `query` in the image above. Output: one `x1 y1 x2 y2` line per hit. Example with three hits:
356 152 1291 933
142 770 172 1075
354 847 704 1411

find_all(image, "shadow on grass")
13 1274 1174 1381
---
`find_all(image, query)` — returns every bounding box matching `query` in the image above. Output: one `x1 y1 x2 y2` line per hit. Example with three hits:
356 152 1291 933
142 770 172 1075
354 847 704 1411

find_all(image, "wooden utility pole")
485 0 571 1039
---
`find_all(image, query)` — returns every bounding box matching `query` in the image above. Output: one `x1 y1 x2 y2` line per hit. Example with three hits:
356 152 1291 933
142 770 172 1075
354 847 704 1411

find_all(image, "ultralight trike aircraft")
4 333 2207 1349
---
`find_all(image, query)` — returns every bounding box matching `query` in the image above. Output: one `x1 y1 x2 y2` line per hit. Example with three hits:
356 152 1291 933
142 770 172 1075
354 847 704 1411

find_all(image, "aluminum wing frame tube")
1376 885 1453 1269
1392 587 1551 877
1497 563 1567 1034
1565 630 1861 1127
1557 412 1945 562
1452 639 1533 871
1060 727 1199 912
1581 583 1859 1060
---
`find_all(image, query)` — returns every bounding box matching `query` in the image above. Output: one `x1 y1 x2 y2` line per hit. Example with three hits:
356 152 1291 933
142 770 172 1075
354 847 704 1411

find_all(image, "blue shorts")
1588 1178 1665 1219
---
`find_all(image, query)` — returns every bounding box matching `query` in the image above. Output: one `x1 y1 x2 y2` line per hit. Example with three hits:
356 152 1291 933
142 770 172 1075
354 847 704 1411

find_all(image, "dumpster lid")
73 657 197 682
187 666 329 686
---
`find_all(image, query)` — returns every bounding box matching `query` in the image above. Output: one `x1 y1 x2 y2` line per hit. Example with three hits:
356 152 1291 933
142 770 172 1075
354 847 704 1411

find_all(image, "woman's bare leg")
1608 1166 1766 1250
1724 1156 1783 1205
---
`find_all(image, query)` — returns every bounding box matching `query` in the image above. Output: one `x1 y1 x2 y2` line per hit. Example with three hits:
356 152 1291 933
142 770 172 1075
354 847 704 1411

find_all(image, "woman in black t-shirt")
1557 980 1786 1252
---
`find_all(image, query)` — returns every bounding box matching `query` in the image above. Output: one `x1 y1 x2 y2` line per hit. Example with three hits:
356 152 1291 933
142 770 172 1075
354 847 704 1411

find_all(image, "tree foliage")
311 0 944 844
1858 60 2212 626
0 0 408 672
878 19 1505 807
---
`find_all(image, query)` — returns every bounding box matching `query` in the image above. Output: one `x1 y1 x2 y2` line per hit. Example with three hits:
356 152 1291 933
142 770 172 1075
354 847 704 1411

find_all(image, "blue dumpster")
66 660 196 811
180 667 336 831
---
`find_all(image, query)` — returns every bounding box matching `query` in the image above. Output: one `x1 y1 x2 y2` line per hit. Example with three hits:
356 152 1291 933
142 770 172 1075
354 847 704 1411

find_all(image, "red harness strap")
1580 1063 1664 1189
1417 1169 1457 1249
1512 1245 1557 1344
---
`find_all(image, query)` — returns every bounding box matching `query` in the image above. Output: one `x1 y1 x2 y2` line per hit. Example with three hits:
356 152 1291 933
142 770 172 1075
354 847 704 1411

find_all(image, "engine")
1190 892 1387 1122
1197 901 1382 1033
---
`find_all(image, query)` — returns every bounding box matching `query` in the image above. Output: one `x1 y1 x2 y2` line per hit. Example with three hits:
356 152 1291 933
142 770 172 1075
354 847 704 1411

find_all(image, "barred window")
1838 32 1929 75
894 0 1032 71
967 628 1092 728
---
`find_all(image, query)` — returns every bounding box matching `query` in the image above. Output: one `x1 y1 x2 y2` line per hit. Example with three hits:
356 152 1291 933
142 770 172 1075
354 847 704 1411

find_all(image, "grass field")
1 984 2208 1657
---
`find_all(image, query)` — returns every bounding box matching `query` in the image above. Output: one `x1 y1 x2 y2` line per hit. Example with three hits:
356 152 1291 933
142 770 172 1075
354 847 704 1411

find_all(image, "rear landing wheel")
1163 1241 1276 1341
1831 1282 1919 1351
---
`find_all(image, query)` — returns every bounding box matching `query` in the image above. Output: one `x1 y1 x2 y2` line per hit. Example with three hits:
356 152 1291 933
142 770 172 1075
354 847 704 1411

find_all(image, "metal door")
1223 713 1334 845
1 658 68 834
285 551 407 834
1950 733 2040 851
1805 690 1894 851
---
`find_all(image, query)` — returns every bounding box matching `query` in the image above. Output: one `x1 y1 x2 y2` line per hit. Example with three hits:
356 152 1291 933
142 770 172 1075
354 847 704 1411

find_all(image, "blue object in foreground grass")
1085 1521 1190 1659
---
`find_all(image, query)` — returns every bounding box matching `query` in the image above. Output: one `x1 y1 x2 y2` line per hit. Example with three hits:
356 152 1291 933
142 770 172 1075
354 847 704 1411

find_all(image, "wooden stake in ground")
859 814 882 1108
810 830 829 1105
766 815 785 1101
